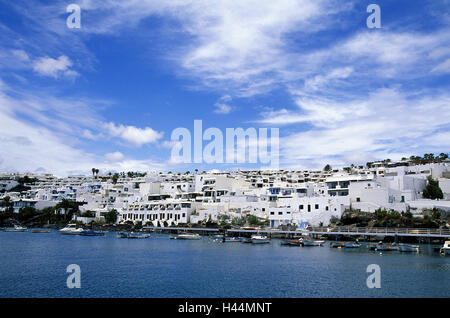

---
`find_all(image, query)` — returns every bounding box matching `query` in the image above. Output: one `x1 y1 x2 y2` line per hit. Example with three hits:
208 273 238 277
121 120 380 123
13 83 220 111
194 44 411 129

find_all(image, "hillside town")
1 154 450 229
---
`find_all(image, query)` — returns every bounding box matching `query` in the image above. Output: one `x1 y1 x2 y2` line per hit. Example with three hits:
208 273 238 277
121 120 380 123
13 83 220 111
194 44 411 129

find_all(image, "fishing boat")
302 239 325 246
221 237 242 242
4 225 27 232
60 224 83 235
330 241 345 248
344 242 361 248
440 241 450 255
281 239 302 246
375 242 399 251
251 235 270 244
3 225 27 232
398 244 420 253
31 229 51 233
119 232 150 239
172 233 201 240
80 229 105 236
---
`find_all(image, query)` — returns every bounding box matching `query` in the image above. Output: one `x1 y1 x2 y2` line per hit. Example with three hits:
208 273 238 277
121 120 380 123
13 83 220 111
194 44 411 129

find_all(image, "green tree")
247 215 260 226
104 209 119 223
323 164 332 171
81 210 95 217
231 217 245 226
111 173 119 184
422 176 444 200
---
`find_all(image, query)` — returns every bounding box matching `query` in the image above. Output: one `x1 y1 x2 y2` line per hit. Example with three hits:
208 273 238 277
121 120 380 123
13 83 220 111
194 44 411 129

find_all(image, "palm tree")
91 168 96 177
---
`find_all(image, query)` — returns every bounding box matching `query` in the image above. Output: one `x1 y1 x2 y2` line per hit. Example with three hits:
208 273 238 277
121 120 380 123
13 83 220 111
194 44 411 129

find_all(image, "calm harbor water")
0 230 449 298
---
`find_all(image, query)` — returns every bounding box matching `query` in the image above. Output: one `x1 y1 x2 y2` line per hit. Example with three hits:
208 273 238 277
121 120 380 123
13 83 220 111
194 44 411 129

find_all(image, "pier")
145 226 450 239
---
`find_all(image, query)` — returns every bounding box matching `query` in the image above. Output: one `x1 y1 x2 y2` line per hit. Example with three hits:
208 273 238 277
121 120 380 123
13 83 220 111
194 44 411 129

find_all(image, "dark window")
315 204 319 209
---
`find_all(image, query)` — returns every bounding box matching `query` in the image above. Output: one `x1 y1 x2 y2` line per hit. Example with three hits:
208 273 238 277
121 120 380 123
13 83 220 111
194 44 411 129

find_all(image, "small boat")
221 237 242 242
3 225 27 232
251 235 270 244
32 229 51 233
281 239 302 246
375 242 399 251
60 224 84 235
344 242 361 248
241 237 253 243
330 242 345 248
80 229 105 236
172 233 201 240
119 232 150 239
302 239 325 246
440 241 450 256
398 244 419 253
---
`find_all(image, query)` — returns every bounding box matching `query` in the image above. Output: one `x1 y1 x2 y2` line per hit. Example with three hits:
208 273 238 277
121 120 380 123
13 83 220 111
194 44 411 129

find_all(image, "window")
325 206 329 211
356 197 360 202
315 204 319 209
299 204 304 210
270 212 274 215
278 211 283 215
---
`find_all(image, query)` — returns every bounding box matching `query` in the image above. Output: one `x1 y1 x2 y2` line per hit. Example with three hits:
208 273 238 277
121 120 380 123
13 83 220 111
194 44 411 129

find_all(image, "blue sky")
0 0 449 176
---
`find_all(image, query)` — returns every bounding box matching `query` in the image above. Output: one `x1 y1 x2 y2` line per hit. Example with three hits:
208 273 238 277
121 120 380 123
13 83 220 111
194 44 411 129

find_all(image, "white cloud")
276 88 450 168
105 122 163 146
214 103 232 114
105 151 125 162
431 58 450 73
32 55 78 78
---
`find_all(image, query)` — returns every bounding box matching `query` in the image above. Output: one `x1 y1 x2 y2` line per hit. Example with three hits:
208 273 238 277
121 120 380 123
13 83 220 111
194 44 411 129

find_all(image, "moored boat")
344 242 361 248
221 237 242 242
330 241 345 248
302 239 325 246
172 233 201 240
119 231 150 239
375 242 399 251
3 225 27 232
251 235 270 244
440 241 450 255
60 224 83 235
398 244 420 253
281 239 302 246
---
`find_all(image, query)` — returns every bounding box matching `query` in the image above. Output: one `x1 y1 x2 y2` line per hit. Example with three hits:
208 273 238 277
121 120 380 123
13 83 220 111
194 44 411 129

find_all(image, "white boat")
173 233 201 240
398 244 420 253
302 239 325 246
251 235 270 244
59 224 83 235
440 241 450 255
3 225 27 232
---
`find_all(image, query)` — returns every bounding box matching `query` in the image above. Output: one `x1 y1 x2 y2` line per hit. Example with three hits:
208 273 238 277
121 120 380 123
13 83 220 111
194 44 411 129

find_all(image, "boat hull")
398 244 419 252
375 244 399 251
281 240 302 246
251 239 270 244
302 240 325 246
